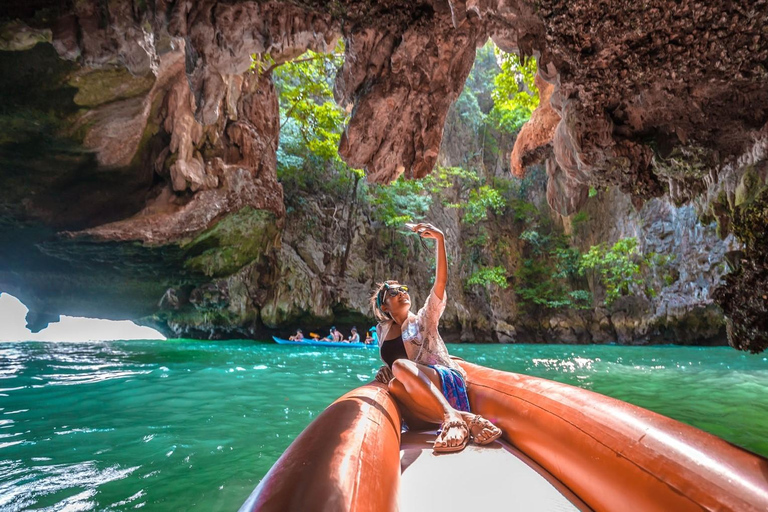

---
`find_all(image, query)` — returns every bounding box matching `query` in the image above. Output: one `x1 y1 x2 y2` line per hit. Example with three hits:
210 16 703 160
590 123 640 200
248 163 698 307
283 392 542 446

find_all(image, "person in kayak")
371 222 502 453
347 327 360 343
288 329 304 341
323 327 343 342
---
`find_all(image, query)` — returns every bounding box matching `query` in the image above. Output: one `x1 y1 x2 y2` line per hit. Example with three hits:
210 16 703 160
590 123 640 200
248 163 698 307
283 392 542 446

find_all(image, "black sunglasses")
385 285 409 297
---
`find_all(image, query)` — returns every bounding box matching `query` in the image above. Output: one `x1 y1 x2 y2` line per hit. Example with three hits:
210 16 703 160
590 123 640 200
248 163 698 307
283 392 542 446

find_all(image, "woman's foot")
433 414 469 453
464 414 502 445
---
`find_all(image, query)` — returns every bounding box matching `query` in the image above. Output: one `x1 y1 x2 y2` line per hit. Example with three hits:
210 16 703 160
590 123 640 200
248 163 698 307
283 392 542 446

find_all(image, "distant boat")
272 336 377 348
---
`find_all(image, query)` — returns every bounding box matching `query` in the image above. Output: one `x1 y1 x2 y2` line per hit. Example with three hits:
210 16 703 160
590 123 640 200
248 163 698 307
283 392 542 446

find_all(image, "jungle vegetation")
262 41 667 311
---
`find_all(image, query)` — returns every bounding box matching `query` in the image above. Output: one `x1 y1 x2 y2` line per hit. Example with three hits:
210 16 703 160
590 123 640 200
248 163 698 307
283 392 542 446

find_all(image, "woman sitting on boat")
347 327 360 343
372 222 502 452
288 329 304 341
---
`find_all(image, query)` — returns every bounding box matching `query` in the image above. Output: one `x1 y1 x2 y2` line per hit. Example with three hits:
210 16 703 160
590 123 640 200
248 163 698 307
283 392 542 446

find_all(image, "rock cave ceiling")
1 0 767 350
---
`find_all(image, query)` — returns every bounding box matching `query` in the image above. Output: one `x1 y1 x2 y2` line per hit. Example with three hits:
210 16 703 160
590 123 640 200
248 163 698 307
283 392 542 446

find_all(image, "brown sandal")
433 419 469 453
468 415 502 445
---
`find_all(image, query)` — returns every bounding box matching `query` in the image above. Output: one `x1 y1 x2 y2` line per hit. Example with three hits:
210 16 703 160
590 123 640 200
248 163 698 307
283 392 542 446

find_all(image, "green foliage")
273 41 347 167
515 227 591 310
515 231 676 309
551 246 582 279
466 229 489 248
567 289 593 304
421 165 480 194
467 266 509 289
452 82 485 134
588 187 598 198
463 186 506 224
249 52 276 75
450 42 498 135
489 50 539 133
571 211 590 226
419 165 507 226
569 210 590 236
370 178 432 227
514 258 590 309
462 42 499 109
510 199 539 223
579 237 644 305
271 40 367 205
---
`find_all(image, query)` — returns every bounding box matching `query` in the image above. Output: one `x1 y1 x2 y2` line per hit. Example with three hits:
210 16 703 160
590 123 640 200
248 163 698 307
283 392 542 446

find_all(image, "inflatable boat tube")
463 362 768 512
241 362 768 511
239 383 402 512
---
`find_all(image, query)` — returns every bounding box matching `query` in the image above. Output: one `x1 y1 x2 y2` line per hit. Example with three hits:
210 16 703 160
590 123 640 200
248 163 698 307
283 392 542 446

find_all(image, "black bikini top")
380 334 408 369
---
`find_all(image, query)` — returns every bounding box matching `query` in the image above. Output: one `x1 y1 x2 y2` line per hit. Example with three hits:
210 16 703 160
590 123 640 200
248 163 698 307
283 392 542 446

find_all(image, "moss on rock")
181 207 279 278
734 165 762 208
713 188 768 353
68 67 155 107
0 20 51 51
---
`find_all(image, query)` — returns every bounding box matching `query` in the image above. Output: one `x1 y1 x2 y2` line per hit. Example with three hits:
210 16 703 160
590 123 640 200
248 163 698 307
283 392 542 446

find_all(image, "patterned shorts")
429 364 471 413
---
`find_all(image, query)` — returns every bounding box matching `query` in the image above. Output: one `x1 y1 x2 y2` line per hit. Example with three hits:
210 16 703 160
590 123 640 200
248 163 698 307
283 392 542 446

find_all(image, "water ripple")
0 340 765 511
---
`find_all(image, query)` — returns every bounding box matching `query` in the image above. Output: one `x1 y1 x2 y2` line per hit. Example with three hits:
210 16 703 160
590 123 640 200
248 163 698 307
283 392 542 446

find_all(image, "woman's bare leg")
387 359 502 446
387 359 467 449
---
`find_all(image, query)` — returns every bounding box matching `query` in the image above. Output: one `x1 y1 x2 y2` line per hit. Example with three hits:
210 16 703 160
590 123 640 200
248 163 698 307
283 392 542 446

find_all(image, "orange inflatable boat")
240 361 768 511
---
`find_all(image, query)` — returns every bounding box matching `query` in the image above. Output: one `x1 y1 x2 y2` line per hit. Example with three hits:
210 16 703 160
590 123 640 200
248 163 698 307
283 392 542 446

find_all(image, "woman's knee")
391 359 417 380
387 377 403 394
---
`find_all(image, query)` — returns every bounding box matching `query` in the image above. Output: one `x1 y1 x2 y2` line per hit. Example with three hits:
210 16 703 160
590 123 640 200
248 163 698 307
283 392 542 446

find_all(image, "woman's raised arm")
409 223 447 300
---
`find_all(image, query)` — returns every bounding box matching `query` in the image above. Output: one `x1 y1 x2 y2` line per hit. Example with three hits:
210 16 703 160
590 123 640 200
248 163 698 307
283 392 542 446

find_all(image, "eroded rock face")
508 0 768 209
488 0 768 351
0 2 337 329
1 0 767 349
337 9 485 183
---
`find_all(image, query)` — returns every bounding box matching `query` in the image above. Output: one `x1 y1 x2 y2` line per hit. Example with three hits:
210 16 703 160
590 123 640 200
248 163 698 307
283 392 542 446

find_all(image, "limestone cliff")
0 1 766 350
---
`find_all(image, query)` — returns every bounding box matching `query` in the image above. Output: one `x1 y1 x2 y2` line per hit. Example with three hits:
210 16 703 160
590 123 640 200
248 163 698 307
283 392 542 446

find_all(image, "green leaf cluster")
578 237 655 306
423 166 509 226
369 178 433 227
463 186 506 224
271 40 367 204
273 42 347 166
467 266 509 289
515 228 592 310
489 50 539 134
421 165 481 194
249 52 276 75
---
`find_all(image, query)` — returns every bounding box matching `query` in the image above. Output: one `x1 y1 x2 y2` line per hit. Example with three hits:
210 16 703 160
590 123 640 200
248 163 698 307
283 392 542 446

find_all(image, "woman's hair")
370 280 399 322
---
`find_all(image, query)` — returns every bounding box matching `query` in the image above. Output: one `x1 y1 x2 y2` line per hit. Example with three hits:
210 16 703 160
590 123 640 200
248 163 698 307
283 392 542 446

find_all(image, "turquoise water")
0 341 766 511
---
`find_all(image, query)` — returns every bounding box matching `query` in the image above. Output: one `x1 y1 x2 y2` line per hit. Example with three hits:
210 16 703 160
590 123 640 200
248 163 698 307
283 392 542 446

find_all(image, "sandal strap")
440 419 468 435
469 415 494 441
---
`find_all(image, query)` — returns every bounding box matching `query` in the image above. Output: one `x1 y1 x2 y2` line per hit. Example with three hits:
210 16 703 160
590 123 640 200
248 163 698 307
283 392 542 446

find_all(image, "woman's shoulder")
376 320 394 340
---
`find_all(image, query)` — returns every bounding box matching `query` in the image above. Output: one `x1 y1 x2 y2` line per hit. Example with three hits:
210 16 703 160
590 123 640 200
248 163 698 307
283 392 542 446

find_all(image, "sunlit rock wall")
1 0 767 349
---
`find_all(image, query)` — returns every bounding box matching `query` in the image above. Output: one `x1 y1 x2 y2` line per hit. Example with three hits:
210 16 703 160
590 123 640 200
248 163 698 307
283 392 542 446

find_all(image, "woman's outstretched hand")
407 222 448 300
408 222 444 241
374 365 394 384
